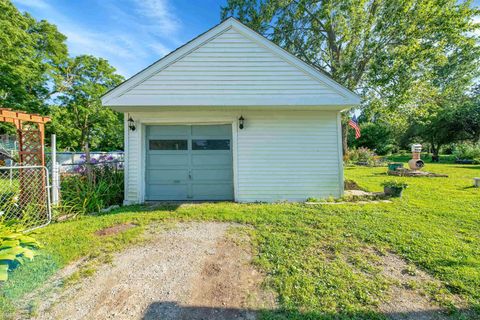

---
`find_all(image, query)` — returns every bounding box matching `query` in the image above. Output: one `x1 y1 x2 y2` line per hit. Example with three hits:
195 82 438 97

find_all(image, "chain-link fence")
0 166 51 232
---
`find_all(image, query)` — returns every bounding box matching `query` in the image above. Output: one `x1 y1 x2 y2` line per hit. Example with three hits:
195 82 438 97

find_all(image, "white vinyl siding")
122 28 341 102
236 111 341 202
123 109 343 204
124 122 142 203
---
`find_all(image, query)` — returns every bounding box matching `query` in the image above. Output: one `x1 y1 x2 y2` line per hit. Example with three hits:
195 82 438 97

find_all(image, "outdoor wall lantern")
239 116 245 130
128 115 136 131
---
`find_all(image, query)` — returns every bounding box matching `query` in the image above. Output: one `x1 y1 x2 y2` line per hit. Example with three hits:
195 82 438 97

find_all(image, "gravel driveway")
31 222 274 320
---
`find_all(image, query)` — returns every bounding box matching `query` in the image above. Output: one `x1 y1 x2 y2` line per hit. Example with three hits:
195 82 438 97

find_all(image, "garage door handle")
189 172 192 180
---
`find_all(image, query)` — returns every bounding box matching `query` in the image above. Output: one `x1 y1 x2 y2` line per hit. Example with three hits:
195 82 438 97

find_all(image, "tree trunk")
431 141 440 163
342 122 348 157
84 140 93 180
84 141 90 163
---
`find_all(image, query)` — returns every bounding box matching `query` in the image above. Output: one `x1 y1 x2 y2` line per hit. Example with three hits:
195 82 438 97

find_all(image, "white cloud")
64 31 134 59
148 42 172 57
133 0 180 35
12 0 181 77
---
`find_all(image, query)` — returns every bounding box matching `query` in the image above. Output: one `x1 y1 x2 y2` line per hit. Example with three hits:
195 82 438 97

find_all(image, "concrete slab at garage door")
146 125 233 200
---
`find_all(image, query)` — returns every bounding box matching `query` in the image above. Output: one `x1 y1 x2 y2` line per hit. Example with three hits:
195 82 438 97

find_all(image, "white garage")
101 18 360 203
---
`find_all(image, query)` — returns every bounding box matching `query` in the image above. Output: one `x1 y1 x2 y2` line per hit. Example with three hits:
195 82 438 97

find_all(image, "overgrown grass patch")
1 163 479 319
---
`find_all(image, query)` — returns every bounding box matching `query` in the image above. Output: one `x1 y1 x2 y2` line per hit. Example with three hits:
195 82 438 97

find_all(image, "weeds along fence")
48 151 124 210
58 162 124 216
0 165 51 232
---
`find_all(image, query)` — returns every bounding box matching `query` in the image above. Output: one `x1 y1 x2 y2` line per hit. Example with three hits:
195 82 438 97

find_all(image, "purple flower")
74 165 86 173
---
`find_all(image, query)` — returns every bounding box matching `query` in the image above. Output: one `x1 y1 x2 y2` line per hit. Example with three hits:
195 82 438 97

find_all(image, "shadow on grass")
96 203 182 216
0 253 59 315
461 185 479 190
451 165 480 170
142 301 477 320
100 201 242 217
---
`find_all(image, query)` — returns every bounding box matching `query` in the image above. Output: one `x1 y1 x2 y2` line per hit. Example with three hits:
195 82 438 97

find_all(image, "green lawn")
1 163 479 319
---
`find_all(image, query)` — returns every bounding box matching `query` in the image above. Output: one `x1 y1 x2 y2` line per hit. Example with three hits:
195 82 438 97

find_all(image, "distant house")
0 135 16 162
102 18 360 203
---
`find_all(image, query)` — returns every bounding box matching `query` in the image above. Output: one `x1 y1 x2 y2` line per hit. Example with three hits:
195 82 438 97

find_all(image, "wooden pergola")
0 108 50 166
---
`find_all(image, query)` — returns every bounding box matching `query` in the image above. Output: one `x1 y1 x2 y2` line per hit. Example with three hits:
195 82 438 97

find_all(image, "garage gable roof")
102 17 361 108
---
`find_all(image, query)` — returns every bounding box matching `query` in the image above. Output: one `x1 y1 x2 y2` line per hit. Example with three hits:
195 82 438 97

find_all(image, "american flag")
348 115 361 139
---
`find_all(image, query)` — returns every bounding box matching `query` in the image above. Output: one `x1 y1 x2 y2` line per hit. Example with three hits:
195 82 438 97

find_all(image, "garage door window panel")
192 139 230 150
149 139 188 150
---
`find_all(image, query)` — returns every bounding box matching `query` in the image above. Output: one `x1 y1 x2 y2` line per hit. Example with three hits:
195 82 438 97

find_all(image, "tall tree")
399 35 479 158
0 0 67 118
458 86 480 142
403 84 480 158
49 55 124 154
221 0 479 152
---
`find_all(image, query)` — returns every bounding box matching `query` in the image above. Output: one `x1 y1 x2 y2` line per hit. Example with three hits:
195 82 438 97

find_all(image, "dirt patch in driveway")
183 230 276 319
29 222 275 320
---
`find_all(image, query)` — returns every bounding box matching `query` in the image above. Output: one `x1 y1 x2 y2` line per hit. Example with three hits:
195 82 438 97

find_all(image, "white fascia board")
107 95 356 108
110 104 355 113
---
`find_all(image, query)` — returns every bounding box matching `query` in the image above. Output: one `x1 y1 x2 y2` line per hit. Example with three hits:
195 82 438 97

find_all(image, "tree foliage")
49 56 124 152
457 88 480 142
0 0 67 114
222 0 480 152
348 121 396 155
402 88 480 156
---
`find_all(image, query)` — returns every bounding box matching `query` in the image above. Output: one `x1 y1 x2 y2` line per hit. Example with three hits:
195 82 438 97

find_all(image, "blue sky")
12 0 480 79
13 0 227 77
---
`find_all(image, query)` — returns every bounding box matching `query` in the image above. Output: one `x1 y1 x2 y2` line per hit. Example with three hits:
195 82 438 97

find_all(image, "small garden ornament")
408 144 425 170
381 180 408 198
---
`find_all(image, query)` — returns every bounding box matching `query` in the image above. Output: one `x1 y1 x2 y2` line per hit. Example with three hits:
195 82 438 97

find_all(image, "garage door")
146 125 233 201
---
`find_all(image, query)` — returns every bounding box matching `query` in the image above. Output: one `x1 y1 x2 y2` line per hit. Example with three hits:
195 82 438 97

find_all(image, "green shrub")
60 164 124 216
453 143 480 162
381 180 408 189
344 147 376 165
0 224 40 281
